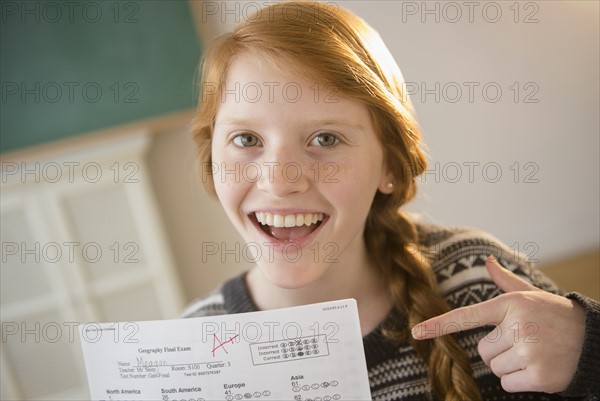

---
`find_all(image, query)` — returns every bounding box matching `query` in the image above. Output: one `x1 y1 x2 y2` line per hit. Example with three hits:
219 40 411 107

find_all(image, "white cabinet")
1 132 184 400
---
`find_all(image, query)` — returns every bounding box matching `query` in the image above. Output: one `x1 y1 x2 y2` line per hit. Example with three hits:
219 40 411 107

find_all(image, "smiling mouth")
251 212 325 242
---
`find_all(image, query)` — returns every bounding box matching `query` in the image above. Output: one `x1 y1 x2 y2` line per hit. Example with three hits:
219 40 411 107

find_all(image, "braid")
365 194 482 401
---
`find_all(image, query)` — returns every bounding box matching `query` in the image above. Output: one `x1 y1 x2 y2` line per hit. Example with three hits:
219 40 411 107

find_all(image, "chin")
258 260 326 290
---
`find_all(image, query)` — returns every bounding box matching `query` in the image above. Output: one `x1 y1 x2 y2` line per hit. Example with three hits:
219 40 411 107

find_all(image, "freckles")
212 160 241 186
336 159 354 173
309 160 347 184
320 161 367 200
337 158 379 186
240 162 262 183
221 177 248 198
338 158 382 201
214 173 241 203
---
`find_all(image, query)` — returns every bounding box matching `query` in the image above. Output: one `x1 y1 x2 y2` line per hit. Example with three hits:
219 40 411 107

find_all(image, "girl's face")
211 54 393 289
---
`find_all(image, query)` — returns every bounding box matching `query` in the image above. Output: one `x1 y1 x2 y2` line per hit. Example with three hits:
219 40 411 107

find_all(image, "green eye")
312 133 339 147
233 134 261 147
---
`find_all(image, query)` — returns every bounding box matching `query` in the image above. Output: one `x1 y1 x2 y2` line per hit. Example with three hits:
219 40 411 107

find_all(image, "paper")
79 299 372 401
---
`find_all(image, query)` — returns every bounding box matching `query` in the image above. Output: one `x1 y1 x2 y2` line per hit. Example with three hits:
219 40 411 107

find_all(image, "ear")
377 165 396 194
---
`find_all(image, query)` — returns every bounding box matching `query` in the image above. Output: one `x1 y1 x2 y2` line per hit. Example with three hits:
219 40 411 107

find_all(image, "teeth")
255 212 324 228
273 214 284 228
284 215 295 227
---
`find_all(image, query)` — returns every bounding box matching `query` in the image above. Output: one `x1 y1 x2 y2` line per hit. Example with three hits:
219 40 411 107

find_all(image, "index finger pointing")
411 297 507 340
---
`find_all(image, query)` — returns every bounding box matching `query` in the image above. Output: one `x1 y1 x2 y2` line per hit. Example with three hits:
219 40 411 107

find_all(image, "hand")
411 256 586 393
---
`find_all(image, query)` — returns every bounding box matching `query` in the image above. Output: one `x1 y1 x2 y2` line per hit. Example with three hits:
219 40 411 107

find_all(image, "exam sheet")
79 299 372 401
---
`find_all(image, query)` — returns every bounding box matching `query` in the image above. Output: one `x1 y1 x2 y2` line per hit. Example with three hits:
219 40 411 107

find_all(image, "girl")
184 2 599 400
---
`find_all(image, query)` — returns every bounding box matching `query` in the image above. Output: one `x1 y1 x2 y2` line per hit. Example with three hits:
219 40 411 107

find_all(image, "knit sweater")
182 223 600 400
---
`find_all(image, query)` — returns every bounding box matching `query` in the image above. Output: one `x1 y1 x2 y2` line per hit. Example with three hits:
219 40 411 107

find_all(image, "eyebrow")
217 118 366 131
216 118 258 127
307 119 366 130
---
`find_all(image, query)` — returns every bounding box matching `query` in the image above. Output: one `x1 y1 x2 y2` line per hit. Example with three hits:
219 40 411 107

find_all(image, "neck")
246 239 392 336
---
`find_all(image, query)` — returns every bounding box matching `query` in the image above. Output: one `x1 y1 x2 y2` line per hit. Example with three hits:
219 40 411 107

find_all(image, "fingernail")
411 325 421 339
487 255 497 263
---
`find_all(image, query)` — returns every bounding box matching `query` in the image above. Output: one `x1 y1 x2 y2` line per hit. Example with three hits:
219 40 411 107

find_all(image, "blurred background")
1 1 598 399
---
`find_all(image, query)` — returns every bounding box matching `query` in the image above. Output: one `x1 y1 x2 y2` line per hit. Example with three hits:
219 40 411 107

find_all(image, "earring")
386 182 394 190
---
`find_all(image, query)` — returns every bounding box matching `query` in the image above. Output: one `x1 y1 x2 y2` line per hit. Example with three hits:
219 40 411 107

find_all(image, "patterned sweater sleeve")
561 292 600 399
419 222 597 400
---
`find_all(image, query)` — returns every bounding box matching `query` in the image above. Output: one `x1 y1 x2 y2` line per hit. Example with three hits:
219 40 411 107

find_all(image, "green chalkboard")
0 0 202 153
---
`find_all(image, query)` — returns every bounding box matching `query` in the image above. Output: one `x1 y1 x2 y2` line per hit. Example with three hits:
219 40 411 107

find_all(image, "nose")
256 152 310 198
